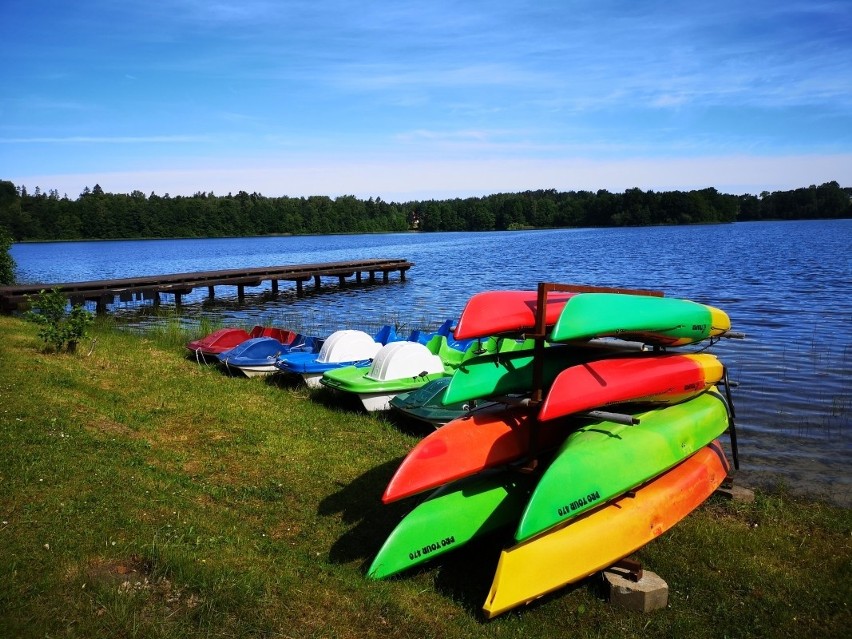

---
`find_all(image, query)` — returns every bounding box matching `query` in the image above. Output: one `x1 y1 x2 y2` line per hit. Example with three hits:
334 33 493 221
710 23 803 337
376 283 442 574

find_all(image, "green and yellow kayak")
515 389 730 541
551 293 731 346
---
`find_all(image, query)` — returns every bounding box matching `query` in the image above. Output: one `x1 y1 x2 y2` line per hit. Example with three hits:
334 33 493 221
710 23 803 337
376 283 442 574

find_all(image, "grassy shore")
1 315 849 638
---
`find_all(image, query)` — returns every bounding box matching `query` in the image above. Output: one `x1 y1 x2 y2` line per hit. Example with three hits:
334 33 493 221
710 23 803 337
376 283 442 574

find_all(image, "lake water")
10 220 852 507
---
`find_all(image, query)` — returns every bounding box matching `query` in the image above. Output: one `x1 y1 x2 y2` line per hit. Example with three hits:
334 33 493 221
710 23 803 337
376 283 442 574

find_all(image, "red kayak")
186 326 298 358
382 404 568 503
453 290 576 340
538 353 725 421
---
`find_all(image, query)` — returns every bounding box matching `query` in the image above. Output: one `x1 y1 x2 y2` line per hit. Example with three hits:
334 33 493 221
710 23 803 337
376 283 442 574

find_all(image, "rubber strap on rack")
722 366 740 470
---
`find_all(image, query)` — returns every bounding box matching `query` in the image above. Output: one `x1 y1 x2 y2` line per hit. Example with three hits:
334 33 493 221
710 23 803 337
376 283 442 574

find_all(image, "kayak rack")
519 280 740 472
526 282 664 406
518 282 664 471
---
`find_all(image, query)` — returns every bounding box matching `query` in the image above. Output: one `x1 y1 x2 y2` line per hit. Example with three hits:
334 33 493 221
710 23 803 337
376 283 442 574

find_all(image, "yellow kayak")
482 440 730 618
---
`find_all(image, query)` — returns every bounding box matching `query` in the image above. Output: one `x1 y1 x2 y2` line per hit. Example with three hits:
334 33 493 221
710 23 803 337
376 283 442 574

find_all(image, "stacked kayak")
483 441 730 618
367 284 740 618
371 394 730 579
454 289 732 346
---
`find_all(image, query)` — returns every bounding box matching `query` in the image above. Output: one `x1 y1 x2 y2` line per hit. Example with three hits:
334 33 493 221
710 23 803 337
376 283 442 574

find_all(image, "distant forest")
1 179 849 241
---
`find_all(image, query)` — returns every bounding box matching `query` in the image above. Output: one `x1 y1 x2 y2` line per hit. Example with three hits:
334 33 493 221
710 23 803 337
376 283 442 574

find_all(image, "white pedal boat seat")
365 341 444 382
316 330 382 364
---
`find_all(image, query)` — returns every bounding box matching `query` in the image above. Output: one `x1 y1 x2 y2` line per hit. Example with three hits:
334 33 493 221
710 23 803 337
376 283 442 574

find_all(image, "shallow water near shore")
12 219 852 506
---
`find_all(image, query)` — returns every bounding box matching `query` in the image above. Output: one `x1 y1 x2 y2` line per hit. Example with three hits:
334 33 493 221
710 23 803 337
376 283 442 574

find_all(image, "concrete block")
715 483 755 503
603 568 669 612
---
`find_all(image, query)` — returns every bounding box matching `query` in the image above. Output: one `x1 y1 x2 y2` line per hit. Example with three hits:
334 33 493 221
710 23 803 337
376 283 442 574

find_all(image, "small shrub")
25 288 94 353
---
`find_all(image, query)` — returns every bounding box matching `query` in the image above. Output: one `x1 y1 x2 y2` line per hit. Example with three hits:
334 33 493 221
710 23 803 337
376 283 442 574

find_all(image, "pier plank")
0 258 414 312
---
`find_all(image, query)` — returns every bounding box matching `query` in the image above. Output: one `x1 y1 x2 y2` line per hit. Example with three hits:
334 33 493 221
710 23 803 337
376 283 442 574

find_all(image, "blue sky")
1 0 851 201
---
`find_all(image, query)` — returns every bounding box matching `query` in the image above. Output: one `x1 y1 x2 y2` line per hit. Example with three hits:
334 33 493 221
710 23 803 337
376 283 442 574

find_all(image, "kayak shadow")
435 538 595 620
384 409 441 438
319 457 415 568
429 529 509 615
319 457 586 618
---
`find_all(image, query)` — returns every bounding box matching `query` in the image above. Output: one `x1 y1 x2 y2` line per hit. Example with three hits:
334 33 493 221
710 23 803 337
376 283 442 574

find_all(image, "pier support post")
400 269 406 282
96 295 111 314
0 259 415 316
238 285 245 302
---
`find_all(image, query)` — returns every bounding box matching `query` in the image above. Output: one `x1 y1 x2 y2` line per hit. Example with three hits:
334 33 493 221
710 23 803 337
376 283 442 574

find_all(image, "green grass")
1 315 850 638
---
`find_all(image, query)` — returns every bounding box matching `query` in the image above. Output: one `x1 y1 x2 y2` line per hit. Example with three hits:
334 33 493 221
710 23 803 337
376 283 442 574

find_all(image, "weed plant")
24 288 95 353
0 316 849 638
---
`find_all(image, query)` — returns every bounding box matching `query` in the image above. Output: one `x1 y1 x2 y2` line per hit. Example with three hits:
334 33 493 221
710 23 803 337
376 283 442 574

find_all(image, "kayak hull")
482 441 730 618
515 390 730 541
551 293 731 346
382 404 568 503
443 343 618 406
537 353 725 421
368 469 536 579
453 290 576 340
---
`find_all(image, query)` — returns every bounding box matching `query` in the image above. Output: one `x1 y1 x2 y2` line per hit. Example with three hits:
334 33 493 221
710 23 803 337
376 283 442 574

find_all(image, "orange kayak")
382 404 568 503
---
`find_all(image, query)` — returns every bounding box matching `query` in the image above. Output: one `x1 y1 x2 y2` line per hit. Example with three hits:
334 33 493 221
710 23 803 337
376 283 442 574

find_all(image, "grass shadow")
264 371 306 390
384 408 440 438
319 457 415 570
310 385 370 414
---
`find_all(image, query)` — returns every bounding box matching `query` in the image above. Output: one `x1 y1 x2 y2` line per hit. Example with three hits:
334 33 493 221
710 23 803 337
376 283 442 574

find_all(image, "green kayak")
367 468 537 579
550 293 732 346
514 389 730 541
442 341 639 405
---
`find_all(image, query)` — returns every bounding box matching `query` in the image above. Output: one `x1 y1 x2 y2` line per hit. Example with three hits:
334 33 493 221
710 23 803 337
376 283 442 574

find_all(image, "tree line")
1 179 849 243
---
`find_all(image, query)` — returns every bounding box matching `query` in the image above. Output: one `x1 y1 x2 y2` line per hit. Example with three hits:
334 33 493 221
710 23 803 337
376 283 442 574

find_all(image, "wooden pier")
0 258 414 313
